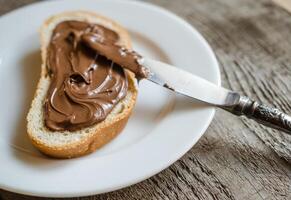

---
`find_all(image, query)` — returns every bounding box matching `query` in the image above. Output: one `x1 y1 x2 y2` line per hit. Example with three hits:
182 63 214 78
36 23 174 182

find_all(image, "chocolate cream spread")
81 32 149 79
45 20 148 131
45 21 131 131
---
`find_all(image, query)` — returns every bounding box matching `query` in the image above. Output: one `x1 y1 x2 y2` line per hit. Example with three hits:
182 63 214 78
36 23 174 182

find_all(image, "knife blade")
139 58 240 107
138 58 291 134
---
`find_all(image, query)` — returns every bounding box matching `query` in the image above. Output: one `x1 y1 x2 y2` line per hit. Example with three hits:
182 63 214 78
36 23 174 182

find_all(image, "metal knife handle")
222 96 291 134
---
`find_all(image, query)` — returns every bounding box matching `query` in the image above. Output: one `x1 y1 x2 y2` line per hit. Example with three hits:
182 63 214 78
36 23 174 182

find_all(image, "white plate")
0 0 220 197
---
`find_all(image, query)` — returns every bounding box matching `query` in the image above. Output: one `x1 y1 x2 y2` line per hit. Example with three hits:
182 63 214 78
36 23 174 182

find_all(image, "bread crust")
27 11 138 158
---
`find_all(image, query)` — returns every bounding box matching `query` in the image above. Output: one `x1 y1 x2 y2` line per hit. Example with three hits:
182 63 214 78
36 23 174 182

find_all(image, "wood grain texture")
0 0 290 199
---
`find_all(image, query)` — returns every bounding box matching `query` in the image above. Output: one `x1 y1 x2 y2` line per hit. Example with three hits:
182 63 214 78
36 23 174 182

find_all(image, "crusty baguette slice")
26 11 138 158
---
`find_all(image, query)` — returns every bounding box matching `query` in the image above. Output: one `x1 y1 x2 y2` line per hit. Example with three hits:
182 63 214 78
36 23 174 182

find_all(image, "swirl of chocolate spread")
81 32 149 79
44 21 128 131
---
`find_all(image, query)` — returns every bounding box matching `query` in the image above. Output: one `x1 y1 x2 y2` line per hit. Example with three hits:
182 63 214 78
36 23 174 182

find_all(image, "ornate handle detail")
222 96 291 134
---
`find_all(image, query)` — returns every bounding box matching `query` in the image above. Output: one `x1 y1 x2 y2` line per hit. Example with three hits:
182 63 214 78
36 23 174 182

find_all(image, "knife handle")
223 96 291 134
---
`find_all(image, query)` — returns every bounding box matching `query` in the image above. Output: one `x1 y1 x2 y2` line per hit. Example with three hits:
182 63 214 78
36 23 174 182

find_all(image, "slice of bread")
27 11 138 158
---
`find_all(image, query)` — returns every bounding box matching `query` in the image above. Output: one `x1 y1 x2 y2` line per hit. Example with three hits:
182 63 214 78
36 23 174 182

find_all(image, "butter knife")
138 58 291 134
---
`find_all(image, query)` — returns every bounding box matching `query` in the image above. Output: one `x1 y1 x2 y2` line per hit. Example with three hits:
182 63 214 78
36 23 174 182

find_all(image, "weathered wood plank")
0 0 37 15
0 0 290 200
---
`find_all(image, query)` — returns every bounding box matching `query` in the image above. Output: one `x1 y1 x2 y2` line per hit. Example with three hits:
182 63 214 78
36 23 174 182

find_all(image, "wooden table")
0 0 290 199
